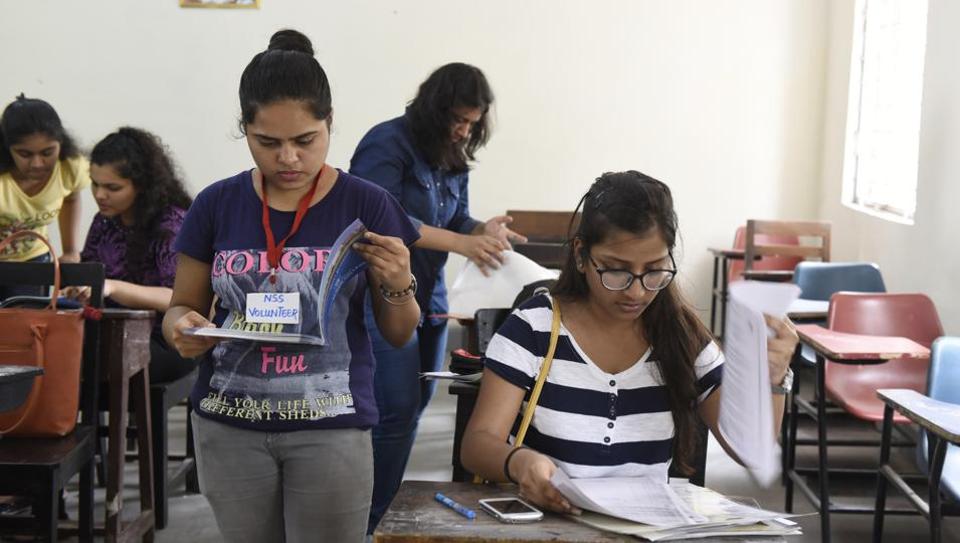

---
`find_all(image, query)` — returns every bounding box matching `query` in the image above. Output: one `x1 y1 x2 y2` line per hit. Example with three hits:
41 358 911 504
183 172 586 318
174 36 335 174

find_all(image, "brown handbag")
0 230 86 437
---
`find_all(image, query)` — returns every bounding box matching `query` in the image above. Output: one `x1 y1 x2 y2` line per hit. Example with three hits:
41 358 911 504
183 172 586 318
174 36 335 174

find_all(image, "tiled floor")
38 330 960 541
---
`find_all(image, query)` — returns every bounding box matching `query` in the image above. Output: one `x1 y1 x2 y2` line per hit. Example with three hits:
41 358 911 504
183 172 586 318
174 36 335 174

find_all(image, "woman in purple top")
69 126 194 383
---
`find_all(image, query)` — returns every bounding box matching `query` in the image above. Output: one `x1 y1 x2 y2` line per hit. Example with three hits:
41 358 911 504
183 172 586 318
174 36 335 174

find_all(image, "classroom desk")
785 299 828 322
374 480 786 543
874 389 960 543
786 324 930 542
100 308 156 543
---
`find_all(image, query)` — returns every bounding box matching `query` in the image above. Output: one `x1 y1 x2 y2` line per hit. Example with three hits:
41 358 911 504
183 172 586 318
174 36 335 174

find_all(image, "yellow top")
0 156 91 261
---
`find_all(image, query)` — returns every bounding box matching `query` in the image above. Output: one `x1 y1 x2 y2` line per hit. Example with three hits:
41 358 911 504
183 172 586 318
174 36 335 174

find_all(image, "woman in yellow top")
0 94 90 295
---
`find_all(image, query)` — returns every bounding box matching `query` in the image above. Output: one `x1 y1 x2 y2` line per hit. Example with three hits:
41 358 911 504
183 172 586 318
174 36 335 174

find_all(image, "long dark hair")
239 29 331 132
552 170 711 475
0 94 80 174
406 62 494 173
91 127 192 283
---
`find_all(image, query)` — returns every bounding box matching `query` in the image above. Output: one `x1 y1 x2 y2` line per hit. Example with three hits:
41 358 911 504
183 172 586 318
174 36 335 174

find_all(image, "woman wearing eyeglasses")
461 170 799 513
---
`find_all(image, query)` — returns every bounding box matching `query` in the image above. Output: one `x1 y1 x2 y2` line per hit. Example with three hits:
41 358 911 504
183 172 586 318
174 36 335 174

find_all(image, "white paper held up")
719 280 800 487
447 250 558 318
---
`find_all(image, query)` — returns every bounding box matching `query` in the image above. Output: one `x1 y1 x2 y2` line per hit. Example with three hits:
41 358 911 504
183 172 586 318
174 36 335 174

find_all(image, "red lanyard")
261 166 323 284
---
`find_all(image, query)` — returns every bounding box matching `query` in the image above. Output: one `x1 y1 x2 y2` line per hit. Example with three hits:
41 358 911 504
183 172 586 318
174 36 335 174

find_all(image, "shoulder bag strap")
513 300 562 448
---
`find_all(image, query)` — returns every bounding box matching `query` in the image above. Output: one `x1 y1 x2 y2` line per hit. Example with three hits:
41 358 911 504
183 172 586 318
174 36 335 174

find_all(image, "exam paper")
719 281 800 487
570 481 800 540
549 470 706 527
447 250 558 318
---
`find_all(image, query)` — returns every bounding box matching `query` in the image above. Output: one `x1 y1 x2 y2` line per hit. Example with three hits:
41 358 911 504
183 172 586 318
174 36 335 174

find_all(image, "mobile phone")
478 497 544 523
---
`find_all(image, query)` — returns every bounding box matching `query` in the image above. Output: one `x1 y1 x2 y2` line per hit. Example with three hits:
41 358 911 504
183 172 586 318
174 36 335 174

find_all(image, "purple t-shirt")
175 169 420 431
81 207 184 288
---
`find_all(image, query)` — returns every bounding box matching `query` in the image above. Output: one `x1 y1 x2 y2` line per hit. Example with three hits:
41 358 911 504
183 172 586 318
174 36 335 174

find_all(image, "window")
841 0 929 225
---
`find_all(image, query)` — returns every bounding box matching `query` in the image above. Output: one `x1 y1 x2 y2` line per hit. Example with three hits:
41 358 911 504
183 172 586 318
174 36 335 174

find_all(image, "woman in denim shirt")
350 62 526 531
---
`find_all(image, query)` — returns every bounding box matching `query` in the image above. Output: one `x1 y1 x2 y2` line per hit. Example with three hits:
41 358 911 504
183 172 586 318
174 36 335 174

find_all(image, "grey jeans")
192 412 373 543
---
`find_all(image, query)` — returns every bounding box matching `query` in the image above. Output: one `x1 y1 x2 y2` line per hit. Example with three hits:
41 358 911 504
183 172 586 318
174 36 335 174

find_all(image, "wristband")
503 446 525 484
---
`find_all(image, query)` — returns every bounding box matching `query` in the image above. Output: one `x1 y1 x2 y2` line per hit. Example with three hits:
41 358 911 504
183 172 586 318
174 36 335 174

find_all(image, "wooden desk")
786 325 930 541
101 309 156 543
874 389 960 543
375 481 784 542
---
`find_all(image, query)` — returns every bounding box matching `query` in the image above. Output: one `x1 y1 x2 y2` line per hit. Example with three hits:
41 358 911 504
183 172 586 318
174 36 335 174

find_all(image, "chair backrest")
928 337 960 405
0 261 105 426
743 220 831 274
505 210 579 269
727 225 802 282
505 210 579 243
473 307 512 356
828 293 942 344
793 262 886 301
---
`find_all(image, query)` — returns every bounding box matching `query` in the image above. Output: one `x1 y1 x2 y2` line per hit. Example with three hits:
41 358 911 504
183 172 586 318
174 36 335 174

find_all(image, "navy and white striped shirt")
484 294 724 480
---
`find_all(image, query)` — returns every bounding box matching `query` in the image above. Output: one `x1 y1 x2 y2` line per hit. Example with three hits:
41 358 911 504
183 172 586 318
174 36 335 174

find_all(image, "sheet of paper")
184 327 324 346
719 280 800 486
447 250 558 318
549 470 706 527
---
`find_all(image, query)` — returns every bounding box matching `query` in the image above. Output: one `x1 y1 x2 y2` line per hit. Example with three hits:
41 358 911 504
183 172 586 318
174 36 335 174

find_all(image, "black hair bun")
268 29 314 55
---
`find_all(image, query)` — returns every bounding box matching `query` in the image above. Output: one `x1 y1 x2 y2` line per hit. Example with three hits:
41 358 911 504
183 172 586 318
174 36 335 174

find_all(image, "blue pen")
434 492 476 520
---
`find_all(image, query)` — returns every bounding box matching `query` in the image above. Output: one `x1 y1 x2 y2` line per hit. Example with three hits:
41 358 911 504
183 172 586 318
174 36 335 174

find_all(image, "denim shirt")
349 115 481 320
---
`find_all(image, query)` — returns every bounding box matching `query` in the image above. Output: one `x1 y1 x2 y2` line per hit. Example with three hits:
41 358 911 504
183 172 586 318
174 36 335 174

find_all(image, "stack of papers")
551 471 801 540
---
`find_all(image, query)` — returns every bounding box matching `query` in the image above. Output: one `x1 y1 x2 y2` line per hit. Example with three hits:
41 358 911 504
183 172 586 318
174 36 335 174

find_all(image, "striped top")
483 294 724 480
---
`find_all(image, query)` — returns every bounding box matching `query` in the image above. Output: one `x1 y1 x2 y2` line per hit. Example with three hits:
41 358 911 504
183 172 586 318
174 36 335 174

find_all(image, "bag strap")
0 230 62 310
513 300 562 448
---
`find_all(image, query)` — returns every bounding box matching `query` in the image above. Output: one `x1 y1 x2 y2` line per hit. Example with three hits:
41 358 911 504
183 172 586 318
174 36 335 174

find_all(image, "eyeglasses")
589 254 677 292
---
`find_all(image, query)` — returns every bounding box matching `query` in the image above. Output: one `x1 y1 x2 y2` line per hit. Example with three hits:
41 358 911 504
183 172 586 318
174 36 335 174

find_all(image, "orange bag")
0 231 86 437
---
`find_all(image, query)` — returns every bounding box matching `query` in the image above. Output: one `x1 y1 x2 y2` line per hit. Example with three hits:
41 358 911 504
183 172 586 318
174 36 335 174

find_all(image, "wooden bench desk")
100 308 156 543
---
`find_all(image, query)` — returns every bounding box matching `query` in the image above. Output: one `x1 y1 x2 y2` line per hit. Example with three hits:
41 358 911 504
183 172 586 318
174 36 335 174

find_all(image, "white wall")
818 0 959 333
1 0 829 318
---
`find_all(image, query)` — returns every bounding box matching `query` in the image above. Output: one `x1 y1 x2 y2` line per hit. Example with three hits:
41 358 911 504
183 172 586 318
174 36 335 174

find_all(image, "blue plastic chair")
918 336 960 501
793 261 886 301
792 262 886 365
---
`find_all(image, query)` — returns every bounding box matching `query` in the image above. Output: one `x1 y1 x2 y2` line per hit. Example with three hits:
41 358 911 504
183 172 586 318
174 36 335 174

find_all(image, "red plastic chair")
825 293 942 422
727 225 803 283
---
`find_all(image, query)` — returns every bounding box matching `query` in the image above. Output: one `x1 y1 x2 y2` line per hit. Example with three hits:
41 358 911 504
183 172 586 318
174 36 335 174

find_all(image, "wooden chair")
743 219 831 281
505 210 579 269
0 261 104 542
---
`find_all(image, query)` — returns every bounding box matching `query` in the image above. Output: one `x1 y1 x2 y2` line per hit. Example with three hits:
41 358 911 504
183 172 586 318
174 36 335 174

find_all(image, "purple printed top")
80 207 185 288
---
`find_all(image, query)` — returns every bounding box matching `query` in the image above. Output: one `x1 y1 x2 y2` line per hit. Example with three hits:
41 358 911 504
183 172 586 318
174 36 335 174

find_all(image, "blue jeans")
365 307 448 532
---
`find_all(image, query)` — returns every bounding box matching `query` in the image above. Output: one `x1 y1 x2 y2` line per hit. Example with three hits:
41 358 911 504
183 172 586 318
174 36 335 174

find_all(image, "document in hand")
446 250 558 319
315 219 368 345
184 219 369 347
720 281 800 486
